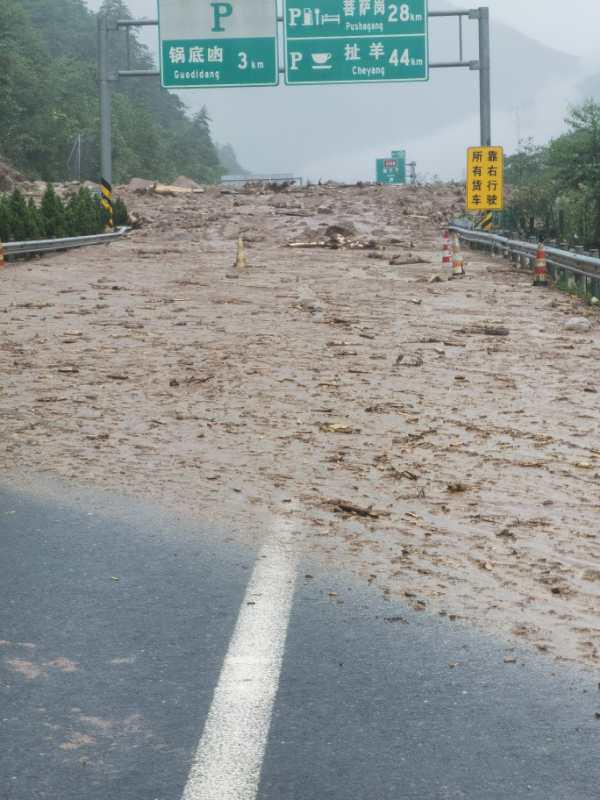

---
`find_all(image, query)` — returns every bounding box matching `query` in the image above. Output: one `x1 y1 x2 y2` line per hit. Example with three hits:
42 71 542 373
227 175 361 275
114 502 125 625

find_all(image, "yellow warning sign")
466 146 504 212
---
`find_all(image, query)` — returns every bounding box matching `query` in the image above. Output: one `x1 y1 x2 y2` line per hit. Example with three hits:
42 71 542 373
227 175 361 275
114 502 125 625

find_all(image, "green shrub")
9 189 30 241
505 101 600 248
66 187 105 236
40 184 67 238
0 185 130 242
0 195 13 242
26 198 44 240
113 197 130 227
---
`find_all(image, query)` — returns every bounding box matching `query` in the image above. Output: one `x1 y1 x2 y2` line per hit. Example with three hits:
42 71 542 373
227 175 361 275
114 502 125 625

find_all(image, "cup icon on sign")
311 52 332 69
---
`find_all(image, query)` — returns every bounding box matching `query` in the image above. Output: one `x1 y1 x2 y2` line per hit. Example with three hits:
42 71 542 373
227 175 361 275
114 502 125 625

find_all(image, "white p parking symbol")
288 8 302 26
289 52 303 70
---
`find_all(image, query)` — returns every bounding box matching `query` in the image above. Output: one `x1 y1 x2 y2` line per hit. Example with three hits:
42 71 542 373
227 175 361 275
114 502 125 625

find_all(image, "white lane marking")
181 520 297 800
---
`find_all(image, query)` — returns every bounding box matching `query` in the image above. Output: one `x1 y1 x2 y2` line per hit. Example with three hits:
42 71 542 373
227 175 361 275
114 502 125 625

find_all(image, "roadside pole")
477 7 492 147
98 14 112 188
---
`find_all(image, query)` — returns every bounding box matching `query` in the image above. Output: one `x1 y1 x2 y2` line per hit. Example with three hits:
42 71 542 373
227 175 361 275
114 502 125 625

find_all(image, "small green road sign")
158 0 279 88
376 157 406 184
390 150 406 181
284 0 428 85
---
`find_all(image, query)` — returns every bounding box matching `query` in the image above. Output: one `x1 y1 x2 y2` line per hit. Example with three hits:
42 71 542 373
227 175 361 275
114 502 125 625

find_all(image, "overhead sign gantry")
98 5 492 189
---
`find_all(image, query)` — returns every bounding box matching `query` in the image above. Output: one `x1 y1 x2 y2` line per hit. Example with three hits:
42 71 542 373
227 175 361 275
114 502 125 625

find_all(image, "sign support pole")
477 7 491 146
98 14 112 188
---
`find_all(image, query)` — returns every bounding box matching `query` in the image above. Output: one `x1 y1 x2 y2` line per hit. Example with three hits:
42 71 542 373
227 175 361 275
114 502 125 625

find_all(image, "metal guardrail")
3 227 129 258
220 174 304 187
449 224 600 297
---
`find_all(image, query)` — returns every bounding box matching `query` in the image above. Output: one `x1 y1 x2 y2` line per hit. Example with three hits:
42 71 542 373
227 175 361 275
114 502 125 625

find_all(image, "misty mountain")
578 72 600 103
217 143 250 176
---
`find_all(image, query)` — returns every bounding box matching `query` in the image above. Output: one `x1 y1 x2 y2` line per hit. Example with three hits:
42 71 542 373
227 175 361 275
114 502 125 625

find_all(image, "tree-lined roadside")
0 185 129 242
0 0 227 184
505 100 600 248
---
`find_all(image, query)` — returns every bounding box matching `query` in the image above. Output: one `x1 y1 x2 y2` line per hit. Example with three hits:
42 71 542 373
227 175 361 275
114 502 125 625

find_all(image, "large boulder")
173 175 204 190
126 177 155 193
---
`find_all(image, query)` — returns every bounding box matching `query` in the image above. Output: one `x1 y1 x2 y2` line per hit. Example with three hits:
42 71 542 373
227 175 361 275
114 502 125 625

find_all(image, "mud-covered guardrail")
1 227 129 261
449 224 600 298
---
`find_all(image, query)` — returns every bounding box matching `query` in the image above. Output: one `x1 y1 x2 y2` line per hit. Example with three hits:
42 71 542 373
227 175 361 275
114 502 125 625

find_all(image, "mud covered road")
2 183 600 668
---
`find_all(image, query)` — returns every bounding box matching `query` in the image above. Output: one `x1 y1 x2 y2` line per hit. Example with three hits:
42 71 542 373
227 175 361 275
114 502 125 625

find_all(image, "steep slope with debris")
2 183 600 669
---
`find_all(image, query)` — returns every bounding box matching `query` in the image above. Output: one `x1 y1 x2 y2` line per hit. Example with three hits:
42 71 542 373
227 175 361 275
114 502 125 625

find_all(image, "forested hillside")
505 100 600 248
0 0 227 184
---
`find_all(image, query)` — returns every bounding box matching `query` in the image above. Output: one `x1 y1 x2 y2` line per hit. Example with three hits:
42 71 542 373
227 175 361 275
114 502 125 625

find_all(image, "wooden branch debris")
287 224 378 251
456 323 510 337
325 498 390 518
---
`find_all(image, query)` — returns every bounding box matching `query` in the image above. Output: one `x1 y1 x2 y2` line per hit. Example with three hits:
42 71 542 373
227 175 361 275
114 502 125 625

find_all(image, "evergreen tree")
40 184 67 238
25 197 43 240
0 195 13 242
9 189 29 242
506 100 600 247
0 186 128 240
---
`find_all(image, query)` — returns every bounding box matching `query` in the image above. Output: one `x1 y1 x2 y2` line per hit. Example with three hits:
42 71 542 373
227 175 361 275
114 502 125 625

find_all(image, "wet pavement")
2 483 600 800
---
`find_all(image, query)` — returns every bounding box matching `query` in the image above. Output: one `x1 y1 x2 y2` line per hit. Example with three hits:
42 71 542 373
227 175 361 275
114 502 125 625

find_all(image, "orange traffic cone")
442 230 452 272
0 241 5 269
533 242 548 287
450 233 466 278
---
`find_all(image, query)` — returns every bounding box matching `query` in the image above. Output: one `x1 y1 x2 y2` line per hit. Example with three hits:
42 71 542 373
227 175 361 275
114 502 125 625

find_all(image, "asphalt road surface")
2 483 600 800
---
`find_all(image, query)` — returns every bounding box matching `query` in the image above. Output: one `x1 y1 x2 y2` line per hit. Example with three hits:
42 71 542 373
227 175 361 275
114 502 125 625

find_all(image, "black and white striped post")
100 178 114 230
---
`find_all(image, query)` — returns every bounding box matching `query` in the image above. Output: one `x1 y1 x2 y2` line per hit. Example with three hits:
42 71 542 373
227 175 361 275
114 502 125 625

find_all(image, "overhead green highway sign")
158 0 279 88
283 0 428 85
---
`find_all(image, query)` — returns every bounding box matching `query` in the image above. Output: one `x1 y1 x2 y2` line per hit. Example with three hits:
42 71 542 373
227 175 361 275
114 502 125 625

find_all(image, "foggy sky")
478 0 598 61
84 1 600 180
86 0 600 60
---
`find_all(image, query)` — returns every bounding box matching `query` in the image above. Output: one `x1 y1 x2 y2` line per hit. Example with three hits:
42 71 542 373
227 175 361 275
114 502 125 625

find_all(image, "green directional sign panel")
158 0 279 88
284 0 428 84
390 150 406 181
376 158 406 184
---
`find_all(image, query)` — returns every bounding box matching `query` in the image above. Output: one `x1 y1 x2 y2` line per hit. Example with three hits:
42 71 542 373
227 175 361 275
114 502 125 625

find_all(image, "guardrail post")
590 254 600 299
573 247 585 295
